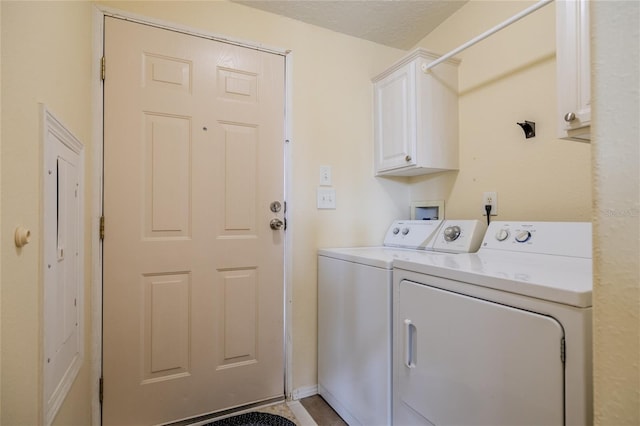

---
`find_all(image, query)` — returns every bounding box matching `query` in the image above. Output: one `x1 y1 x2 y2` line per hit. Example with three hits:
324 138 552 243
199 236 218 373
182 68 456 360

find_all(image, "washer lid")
318 247 397 269
394 250 592 308
318 246 446 269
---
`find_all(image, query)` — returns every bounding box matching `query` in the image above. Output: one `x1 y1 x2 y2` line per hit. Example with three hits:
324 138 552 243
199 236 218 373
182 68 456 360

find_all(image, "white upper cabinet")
373 48 460 177
556 0 591 141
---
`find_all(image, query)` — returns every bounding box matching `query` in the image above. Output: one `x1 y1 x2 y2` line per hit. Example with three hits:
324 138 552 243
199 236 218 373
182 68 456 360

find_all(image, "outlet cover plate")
319 165 332 186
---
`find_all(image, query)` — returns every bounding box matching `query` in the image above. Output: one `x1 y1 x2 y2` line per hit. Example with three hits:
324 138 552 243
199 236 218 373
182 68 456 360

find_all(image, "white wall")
0 2 93 424
411 0 591 222
0 1 3 418
591 1 640 424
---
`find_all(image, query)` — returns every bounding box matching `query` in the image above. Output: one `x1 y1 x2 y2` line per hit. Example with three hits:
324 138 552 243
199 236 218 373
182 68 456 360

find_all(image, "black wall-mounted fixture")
517 121 536 138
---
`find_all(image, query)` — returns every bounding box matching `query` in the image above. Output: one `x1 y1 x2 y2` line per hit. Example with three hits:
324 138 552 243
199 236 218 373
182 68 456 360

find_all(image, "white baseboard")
291 384 318 400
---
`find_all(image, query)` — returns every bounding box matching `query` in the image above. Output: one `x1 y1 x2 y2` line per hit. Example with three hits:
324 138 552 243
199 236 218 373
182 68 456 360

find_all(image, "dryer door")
395 279 565 426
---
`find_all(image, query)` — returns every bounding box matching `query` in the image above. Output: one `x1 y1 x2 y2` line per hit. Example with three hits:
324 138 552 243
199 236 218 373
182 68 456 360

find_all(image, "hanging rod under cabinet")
422 0 554 73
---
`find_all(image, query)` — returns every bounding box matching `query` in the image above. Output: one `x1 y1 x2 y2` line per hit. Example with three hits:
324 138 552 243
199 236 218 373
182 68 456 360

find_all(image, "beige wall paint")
591 2 640 424
0 0 3 418
0 1 93 424
98 0 409 395
2 0 635 423
411 0 591 222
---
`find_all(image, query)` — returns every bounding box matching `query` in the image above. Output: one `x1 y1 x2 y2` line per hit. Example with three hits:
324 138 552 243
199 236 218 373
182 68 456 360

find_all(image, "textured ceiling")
232 0 468 50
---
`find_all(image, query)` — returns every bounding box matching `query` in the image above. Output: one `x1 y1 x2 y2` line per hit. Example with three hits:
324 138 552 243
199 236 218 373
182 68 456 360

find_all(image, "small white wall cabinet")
373 48 460 177
42 105 84 426
556 0 591 141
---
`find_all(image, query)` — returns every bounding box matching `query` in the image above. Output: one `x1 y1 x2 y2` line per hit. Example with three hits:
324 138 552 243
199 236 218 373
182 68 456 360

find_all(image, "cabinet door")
374 63 417 173
395 280 565 426
557 0 591 141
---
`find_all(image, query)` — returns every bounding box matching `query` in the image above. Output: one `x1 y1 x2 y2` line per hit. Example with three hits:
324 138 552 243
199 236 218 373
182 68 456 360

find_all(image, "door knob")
270 218 285 230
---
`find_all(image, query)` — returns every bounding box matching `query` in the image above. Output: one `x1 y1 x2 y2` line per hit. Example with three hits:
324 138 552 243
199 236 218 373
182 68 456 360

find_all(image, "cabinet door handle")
564 112 576 122
405 155 412 162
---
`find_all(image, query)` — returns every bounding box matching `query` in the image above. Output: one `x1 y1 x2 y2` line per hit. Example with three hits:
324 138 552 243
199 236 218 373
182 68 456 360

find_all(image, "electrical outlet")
319 165 332 186
482 191 498 216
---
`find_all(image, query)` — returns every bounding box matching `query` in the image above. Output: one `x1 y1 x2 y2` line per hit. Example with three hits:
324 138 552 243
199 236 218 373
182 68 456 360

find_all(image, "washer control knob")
443 225 461 242
402 227 410 235
392 227 400 235
495 229 510 241
515 230 532 243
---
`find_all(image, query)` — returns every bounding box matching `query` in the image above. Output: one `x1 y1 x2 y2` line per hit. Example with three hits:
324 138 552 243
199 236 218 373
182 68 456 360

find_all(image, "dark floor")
299 395 348 426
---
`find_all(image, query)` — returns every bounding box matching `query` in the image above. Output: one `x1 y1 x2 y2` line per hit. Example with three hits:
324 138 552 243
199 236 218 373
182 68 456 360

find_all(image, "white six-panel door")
103 17 285 425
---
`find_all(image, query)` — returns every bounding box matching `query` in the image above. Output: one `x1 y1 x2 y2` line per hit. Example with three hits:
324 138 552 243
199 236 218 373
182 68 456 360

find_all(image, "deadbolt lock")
270 201 282 213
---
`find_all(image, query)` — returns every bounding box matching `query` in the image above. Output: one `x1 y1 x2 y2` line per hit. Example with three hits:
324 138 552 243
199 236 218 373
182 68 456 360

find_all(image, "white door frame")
90 6 294 423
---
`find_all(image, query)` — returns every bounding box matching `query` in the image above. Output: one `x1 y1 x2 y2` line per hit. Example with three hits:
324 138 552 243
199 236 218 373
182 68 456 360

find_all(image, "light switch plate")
317 188 336 209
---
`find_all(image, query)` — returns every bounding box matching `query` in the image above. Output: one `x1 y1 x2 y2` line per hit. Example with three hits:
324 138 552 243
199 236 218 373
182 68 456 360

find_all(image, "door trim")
90 6 293 423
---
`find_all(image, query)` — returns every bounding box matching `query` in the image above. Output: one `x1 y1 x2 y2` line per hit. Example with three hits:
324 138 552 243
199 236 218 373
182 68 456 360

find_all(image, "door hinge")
101 56 106 81
99 376 104 404
560 337 566 363
99 216 105 241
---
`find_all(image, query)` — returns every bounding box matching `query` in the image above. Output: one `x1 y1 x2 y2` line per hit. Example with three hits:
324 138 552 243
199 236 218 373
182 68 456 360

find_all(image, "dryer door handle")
404 319 417 369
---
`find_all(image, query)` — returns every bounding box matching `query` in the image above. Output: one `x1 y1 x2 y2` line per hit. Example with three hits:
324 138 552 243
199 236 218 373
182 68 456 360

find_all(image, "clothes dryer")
392 221 592 426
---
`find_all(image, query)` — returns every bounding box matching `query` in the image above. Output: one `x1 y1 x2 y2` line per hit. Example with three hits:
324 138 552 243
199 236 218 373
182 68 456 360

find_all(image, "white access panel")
395 279 565 426
318 255 392 426
42 105 84 426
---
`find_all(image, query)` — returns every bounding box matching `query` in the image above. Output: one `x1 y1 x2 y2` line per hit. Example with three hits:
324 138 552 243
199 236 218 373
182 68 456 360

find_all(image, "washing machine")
317 219 486 426
392 221 593 426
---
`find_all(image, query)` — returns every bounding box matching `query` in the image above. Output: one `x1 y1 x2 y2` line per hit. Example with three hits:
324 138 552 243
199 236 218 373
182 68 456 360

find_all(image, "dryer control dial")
495 229 510 241
392 227 400 235
515 230 532 243
443 225 461 242
402 228 410 235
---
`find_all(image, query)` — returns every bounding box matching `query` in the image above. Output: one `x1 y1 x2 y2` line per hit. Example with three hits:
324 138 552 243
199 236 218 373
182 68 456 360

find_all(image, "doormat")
203 412 296 426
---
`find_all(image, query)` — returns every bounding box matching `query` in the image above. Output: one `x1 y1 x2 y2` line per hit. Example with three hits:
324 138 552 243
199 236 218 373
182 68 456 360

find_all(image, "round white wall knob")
15 226 31 248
